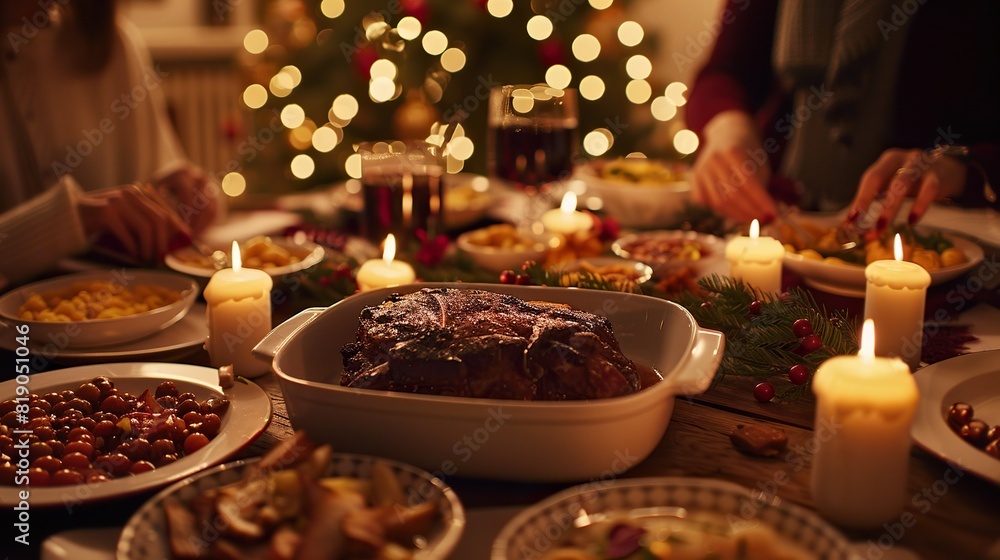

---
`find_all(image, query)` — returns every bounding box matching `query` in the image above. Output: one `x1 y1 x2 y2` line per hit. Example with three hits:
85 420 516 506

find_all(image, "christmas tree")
233 0 690 196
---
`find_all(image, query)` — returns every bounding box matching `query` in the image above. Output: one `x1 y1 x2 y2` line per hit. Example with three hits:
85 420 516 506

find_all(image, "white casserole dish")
254 283 724 483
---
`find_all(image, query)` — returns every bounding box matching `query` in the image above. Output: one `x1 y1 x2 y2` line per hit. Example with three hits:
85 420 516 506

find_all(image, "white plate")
0 270 199 349
117 454 466 560
0 362 271 508
492 477 855 560
0 304 208 365
164 237 325 279
911 351 1000 486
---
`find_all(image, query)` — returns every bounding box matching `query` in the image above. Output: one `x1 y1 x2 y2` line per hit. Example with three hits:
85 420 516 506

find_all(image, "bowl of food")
165 235 326 279
0 362 271 508
773 217 985 296
0 270 198 348
492 477 856 560
575 158 691 228
456 224 559 273
612 230 726 277
554 257 654 287
253 283 724 482
117 433 465 560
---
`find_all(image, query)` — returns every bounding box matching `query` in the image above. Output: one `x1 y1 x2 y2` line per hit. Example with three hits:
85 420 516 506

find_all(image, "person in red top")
686 0 999 228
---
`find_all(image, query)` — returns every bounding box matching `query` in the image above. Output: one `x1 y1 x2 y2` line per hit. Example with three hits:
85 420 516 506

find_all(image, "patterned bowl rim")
491 476 855 560
116 453 467 560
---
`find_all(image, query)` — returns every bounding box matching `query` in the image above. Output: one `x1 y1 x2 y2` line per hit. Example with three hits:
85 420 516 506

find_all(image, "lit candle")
863 234 930 369
810 319 918 529
356 234 417 291
725 219 784 294
203 241 273 377
541 191 592 235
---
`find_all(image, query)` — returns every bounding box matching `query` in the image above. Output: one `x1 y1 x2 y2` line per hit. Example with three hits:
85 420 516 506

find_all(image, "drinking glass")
358 140 444 243
488 85 578 222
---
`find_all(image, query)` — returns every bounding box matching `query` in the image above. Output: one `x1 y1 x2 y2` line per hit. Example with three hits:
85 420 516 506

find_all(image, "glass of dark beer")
358 141 444 244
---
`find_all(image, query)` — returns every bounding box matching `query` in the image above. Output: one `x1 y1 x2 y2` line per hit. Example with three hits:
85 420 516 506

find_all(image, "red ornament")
514 274 532 285
788 364 809 385
753 382 775 402
499 270 516 284
799 334 822 353
748 300 762 316
792 318 813 338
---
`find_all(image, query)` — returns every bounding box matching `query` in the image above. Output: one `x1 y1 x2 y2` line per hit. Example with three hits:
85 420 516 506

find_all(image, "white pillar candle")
810 319 918 529
203 241 273 377
541 191 592 235
864 234 930 369
356 234 417 291
725 219 784 294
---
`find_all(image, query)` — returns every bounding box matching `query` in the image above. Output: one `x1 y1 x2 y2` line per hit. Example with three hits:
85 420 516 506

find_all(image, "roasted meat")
340 288 640 400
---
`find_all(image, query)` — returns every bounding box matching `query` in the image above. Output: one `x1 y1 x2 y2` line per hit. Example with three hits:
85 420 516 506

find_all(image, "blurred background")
122 0 724 202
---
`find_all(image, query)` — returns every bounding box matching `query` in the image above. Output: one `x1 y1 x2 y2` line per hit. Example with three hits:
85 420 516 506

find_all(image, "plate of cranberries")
0 362 271 507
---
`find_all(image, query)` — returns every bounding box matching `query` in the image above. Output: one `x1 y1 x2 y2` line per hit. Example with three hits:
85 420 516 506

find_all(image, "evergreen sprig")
679 275 858 401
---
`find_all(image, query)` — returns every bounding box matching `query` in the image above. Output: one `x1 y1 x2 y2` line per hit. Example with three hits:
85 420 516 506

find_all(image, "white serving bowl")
254 283 724 483
118 453 465 560
492 477 856 560
612 230 727 277
456 228 559 273
575 160 691 229
0 270 198 349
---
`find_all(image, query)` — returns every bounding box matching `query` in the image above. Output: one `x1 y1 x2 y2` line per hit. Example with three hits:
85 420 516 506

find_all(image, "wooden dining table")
4 206 1000 559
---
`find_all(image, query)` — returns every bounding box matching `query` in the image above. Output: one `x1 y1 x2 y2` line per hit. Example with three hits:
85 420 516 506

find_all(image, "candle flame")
860 318 876 361
893 233 903 261
231 240 242 272
560 191 578 215
749 219 760 239
383 234 397 265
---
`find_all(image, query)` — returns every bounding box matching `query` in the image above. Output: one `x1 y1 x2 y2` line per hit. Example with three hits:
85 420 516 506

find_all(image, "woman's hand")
691 111 776 223
76 184 189 263
152 166 218 234
848 148 967 231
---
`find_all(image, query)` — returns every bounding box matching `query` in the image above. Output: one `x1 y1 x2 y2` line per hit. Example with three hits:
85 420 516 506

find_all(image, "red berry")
753 382 775 402
788 364 809 385
514 274 532 286
748 301 761 316
700 301 714 308
499 270 516 284
792 318 813 338
799 334 822 353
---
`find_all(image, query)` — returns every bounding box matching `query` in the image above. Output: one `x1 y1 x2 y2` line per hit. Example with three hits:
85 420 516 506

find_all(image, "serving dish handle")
666 328 724 396
253 307 325 360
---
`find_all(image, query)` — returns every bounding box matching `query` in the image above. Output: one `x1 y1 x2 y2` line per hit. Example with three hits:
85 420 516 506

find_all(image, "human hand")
848 148 967 232
691 111 776 224
76 184 189 263
152 166 218 234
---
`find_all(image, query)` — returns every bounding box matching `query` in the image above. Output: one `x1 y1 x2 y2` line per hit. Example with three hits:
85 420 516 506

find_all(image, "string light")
589 0 613 8
221 172 246 196
320 0 345 18
397 16 422 40
572 34 601 62
579 75 605 100
345 153 362 179
243 29 268 54
422 30 448 55
370 59 397 80
280 104 306 128
290 154 315 179
312 126 339 152
242 84 267 109
665 82 688 106
673 129 699 154
584 128 613 156
440 48 467 72
617 21 644 47
526 15 553 41
448 136 474 160
650 96 677 121
280 65 302 88
545 64 572 90
625 55 651 80
487 0 513 18
625 79 652 104
369 77 395 102
331 94 359 120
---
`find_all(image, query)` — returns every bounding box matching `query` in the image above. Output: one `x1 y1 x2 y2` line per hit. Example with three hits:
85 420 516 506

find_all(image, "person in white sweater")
0 1 217 289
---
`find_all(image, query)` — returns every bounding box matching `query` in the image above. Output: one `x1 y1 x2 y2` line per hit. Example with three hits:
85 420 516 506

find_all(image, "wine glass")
358 140 445 244
488 84 579 223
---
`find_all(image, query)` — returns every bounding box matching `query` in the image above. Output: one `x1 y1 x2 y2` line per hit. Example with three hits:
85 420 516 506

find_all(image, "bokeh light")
369 59 397 80
280 104 306 128
243 29 268 54
290 154 315 179
369 77 395 102
312 126 339 152
584 128 613 156
673 129 700 154
625 55 651 80
650 96 678 121
221 172 246 197
579 75 605 100
589 0 613 8
526 15 553 41
422 30 448 55
242 84 267 109
487 0 513 18
617 21 644 47
512 88 535 113
280 66 302 88
545 64 572 90
441 48 467 72
625 79 652 104
269 72 293 97
572 34 601 62
397 16 422 40
449 136 475 160
331 94 359 120
320 0 345 18
346 153 362 178
665 82 688 106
